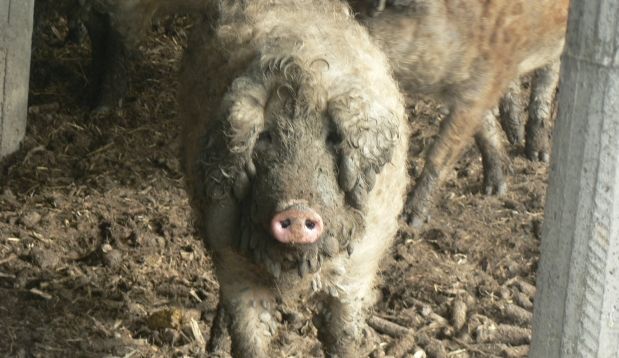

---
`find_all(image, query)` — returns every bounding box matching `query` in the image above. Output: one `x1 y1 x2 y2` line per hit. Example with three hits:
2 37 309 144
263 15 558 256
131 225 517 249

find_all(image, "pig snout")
270 206 324 244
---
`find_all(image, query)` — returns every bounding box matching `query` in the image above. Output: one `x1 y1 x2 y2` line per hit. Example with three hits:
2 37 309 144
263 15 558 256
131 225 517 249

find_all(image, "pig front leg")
207 298 230 355
216 264 278 358
316 274 376 357
317 298 366 357
525 61 560 162
474 111 508 196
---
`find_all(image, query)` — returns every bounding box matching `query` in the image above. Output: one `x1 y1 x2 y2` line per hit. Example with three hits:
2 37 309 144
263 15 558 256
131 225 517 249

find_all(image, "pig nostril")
280 219 291 229
305 220 316 230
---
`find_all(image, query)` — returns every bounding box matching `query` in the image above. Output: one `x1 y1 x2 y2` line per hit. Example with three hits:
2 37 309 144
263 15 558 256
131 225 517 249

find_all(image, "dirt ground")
0 6 551 358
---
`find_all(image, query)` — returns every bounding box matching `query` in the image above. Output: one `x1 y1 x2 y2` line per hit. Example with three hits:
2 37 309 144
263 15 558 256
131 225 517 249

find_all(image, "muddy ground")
0 6 551 358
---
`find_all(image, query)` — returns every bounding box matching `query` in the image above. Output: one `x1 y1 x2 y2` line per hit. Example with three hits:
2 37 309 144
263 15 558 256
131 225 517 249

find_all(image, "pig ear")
328 92 400 210
204 77 267 202
222 76 268 155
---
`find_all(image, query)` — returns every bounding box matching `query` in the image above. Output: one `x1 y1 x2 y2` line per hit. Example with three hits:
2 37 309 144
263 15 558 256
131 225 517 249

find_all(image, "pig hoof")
525 139 550 162
505 130 524 146
369 0 387 16
526 148 550 162
259 311 277 335
483 179 507 196
406 212 428 228
90 104 113 117
527 148 549 162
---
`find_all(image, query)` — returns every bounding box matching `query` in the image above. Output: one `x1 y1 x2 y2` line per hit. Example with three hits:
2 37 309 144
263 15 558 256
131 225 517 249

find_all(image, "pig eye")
257 130 272 145
326 130 343 147
254 130 272 153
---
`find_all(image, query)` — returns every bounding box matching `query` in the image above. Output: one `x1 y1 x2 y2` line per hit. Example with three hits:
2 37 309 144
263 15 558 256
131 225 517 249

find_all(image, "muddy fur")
178 1 408 357
350 0 568 226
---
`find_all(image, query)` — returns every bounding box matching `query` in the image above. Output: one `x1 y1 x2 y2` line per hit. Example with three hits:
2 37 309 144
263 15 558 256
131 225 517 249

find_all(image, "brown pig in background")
350 0 569 226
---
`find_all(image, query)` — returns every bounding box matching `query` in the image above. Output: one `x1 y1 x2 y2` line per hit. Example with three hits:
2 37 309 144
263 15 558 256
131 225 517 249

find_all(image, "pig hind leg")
405 74 511 227
498 80 525 145
405 103 484 227
474 111 508 196
525 61 560 162
83 9 130 114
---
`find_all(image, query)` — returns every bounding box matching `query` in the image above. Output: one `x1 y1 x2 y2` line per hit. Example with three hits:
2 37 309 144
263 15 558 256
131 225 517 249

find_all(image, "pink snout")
270 206 324 244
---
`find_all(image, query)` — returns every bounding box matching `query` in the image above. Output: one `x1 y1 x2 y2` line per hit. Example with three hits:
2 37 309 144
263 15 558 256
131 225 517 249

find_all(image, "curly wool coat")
178 1 409 357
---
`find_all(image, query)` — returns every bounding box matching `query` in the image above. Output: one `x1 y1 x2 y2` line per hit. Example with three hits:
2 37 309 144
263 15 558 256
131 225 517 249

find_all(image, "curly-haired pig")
178 1 409 357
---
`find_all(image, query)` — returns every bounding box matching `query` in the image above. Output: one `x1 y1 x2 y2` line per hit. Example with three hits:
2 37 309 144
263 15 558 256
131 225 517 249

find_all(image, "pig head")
190 57 400 283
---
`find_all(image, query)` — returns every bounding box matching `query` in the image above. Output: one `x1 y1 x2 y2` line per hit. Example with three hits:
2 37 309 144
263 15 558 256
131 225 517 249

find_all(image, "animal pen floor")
0 10 550 358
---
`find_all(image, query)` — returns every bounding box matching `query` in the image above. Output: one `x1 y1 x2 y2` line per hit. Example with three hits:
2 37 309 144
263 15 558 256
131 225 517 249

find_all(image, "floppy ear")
200 76 267 203
328 89 400 210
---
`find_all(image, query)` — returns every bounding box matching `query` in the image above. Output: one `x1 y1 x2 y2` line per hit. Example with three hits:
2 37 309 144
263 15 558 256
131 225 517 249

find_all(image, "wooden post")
530 0 619 357
0 0 35 159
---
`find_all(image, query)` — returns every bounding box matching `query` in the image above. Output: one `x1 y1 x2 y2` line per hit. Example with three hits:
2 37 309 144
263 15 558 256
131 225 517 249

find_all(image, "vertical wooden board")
530 0 619 357
0 49 7 154
0 0 34 158
0 1 9 25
